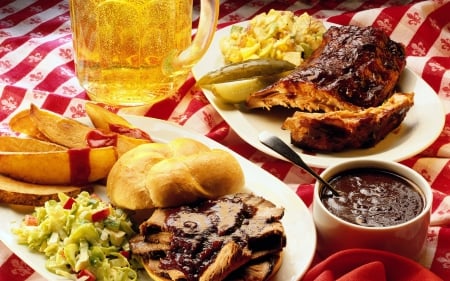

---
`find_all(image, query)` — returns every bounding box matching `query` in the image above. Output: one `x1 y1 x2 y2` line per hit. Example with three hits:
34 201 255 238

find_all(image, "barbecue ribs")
282 92 414 152
246 25 407 112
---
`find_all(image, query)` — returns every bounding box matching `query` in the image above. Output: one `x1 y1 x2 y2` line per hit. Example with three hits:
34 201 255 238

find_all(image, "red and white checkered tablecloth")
0 0 449 280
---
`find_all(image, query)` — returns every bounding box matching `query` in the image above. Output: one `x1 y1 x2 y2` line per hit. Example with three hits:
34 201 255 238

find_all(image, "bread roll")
107 138 245 209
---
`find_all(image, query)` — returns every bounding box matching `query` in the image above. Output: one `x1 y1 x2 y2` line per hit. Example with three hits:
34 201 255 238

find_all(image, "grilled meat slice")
246 25 406 112
130 193 286 281
225 252 282 281
282 92 414 152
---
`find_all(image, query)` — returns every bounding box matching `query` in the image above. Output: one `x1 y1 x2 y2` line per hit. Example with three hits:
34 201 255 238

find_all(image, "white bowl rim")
314 159 432 230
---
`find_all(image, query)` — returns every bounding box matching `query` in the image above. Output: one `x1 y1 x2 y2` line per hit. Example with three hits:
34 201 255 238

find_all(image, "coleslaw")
219 10 326 66
12 191 138 281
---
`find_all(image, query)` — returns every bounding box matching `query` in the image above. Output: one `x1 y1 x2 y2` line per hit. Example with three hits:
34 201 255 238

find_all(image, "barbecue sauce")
86 129 117 148
68 147 91 185
108 124 152 140
157 194 284 281
321 168 424 227
297 25 406 108
159 196 254 280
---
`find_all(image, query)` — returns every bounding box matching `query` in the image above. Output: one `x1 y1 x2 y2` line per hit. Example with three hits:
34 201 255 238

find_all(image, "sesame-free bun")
106 138 245 210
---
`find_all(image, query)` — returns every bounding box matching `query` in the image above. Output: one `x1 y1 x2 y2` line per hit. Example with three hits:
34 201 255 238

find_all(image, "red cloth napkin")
302 249 443 281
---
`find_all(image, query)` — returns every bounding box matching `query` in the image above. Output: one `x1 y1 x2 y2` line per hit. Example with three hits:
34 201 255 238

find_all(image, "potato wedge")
85 129 150 157
0 174 89 206
0 146 117 185
8 109 50 141
85 102 133 130
86 103 152 141
29 104 151 153
0 136 66 152
29 104 93 148
116 134 150 157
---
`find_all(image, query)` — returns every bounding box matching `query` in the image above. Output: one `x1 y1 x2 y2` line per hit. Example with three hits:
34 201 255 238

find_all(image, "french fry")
85 102 133 130
116 134 150 156
0 103 156 205
29 104 93 148
28 104 151 155
0 146 117 185
86 102 152 141
0 136 66 152
0 174 88 206
8 109 50 141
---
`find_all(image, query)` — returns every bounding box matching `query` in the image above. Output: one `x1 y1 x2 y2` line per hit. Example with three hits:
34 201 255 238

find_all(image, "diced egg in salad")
13 191 138 281
220 10 326 66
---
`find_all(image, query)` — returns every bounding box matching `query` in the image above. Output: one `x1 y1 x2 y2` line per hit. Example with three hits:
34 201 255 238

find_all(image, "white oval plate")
0 116 316 281
192 22 445 168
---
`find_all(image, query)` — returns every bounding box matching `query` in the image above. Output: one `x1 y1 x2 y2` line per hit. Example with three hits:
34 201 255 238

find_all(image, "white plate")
192 22 445 168
0 116 317 281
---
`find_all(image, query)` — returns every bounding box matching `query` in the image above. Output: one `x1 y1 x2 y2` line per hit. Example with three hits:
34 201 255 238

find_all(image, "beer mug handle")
163 0 219 76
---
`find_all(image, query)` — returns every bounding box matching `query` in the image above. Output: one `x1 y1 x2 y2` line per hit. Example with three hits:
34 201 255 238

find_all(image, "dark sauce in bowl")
321 168 424 227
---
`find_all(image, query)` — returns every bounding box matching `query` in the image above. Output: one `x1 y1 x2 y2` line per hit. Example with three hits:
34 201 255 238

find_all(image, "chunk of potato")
0 136 66 152
85 102 133 130
28 104 150 155
29 104 93 148
116 135 150 157
8 109 50 141
0 174 89 206
86 102 152 142
0 146 117 185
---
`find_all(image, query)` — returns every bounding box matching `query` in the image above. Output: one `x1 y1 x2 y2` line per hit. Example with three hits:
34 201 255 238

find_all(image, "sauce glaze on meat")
246 25 406 112
296 25 406 107
130 193 286 281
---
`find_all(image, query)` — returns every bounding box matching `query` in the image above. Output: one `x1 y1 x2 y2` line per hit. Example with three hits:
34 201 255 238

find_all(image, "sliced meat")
130 193 286 281
225 252 282 281
282 92 414 152
246 25 406 112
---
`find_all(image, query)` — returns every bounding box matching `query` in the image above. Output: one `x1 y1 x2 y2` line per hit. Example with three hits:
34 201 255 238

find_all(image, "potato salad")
220 10 326 66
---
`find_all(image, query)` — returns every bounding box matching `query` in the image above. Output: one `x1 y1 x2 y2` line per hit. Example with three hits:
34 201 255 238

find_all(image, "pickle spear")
202 78 266 104
197 58 296 86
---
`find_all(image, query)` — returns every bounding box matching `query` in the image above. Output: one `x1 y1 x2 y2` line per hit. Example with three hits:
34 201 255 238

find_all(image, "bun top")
107 138 245 210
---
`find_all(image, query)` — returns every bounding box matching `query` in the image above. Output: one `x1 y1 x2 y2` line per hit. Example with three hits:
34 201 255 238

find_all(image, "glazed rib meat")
282 92 414 152
130 193 286 281
246 25 406 112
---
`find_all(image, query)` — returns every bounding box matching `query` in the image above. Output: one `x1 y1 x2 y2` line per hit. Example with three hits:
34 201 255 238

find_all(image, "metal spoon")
259 131 340 197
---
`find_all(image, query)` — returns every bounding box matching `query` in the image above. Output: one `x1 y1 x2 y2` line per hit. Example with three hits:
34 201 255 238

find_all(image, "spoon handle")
259 131 340 196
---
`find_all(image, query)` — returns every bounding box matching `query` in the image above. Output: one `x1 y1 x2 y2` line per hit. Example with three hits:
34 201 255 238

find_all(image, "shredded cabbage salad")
13 191 138 281
220 10 326 66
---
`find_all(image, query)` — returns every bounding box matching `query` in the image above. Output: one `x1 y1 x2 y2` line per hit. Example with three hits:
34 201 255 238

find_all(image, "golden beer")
69 0 218 106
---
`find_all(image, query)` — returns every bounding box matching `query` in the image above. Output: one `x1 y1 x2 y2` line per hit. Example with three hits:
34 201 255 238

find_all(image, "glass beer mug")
69 0 219 106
